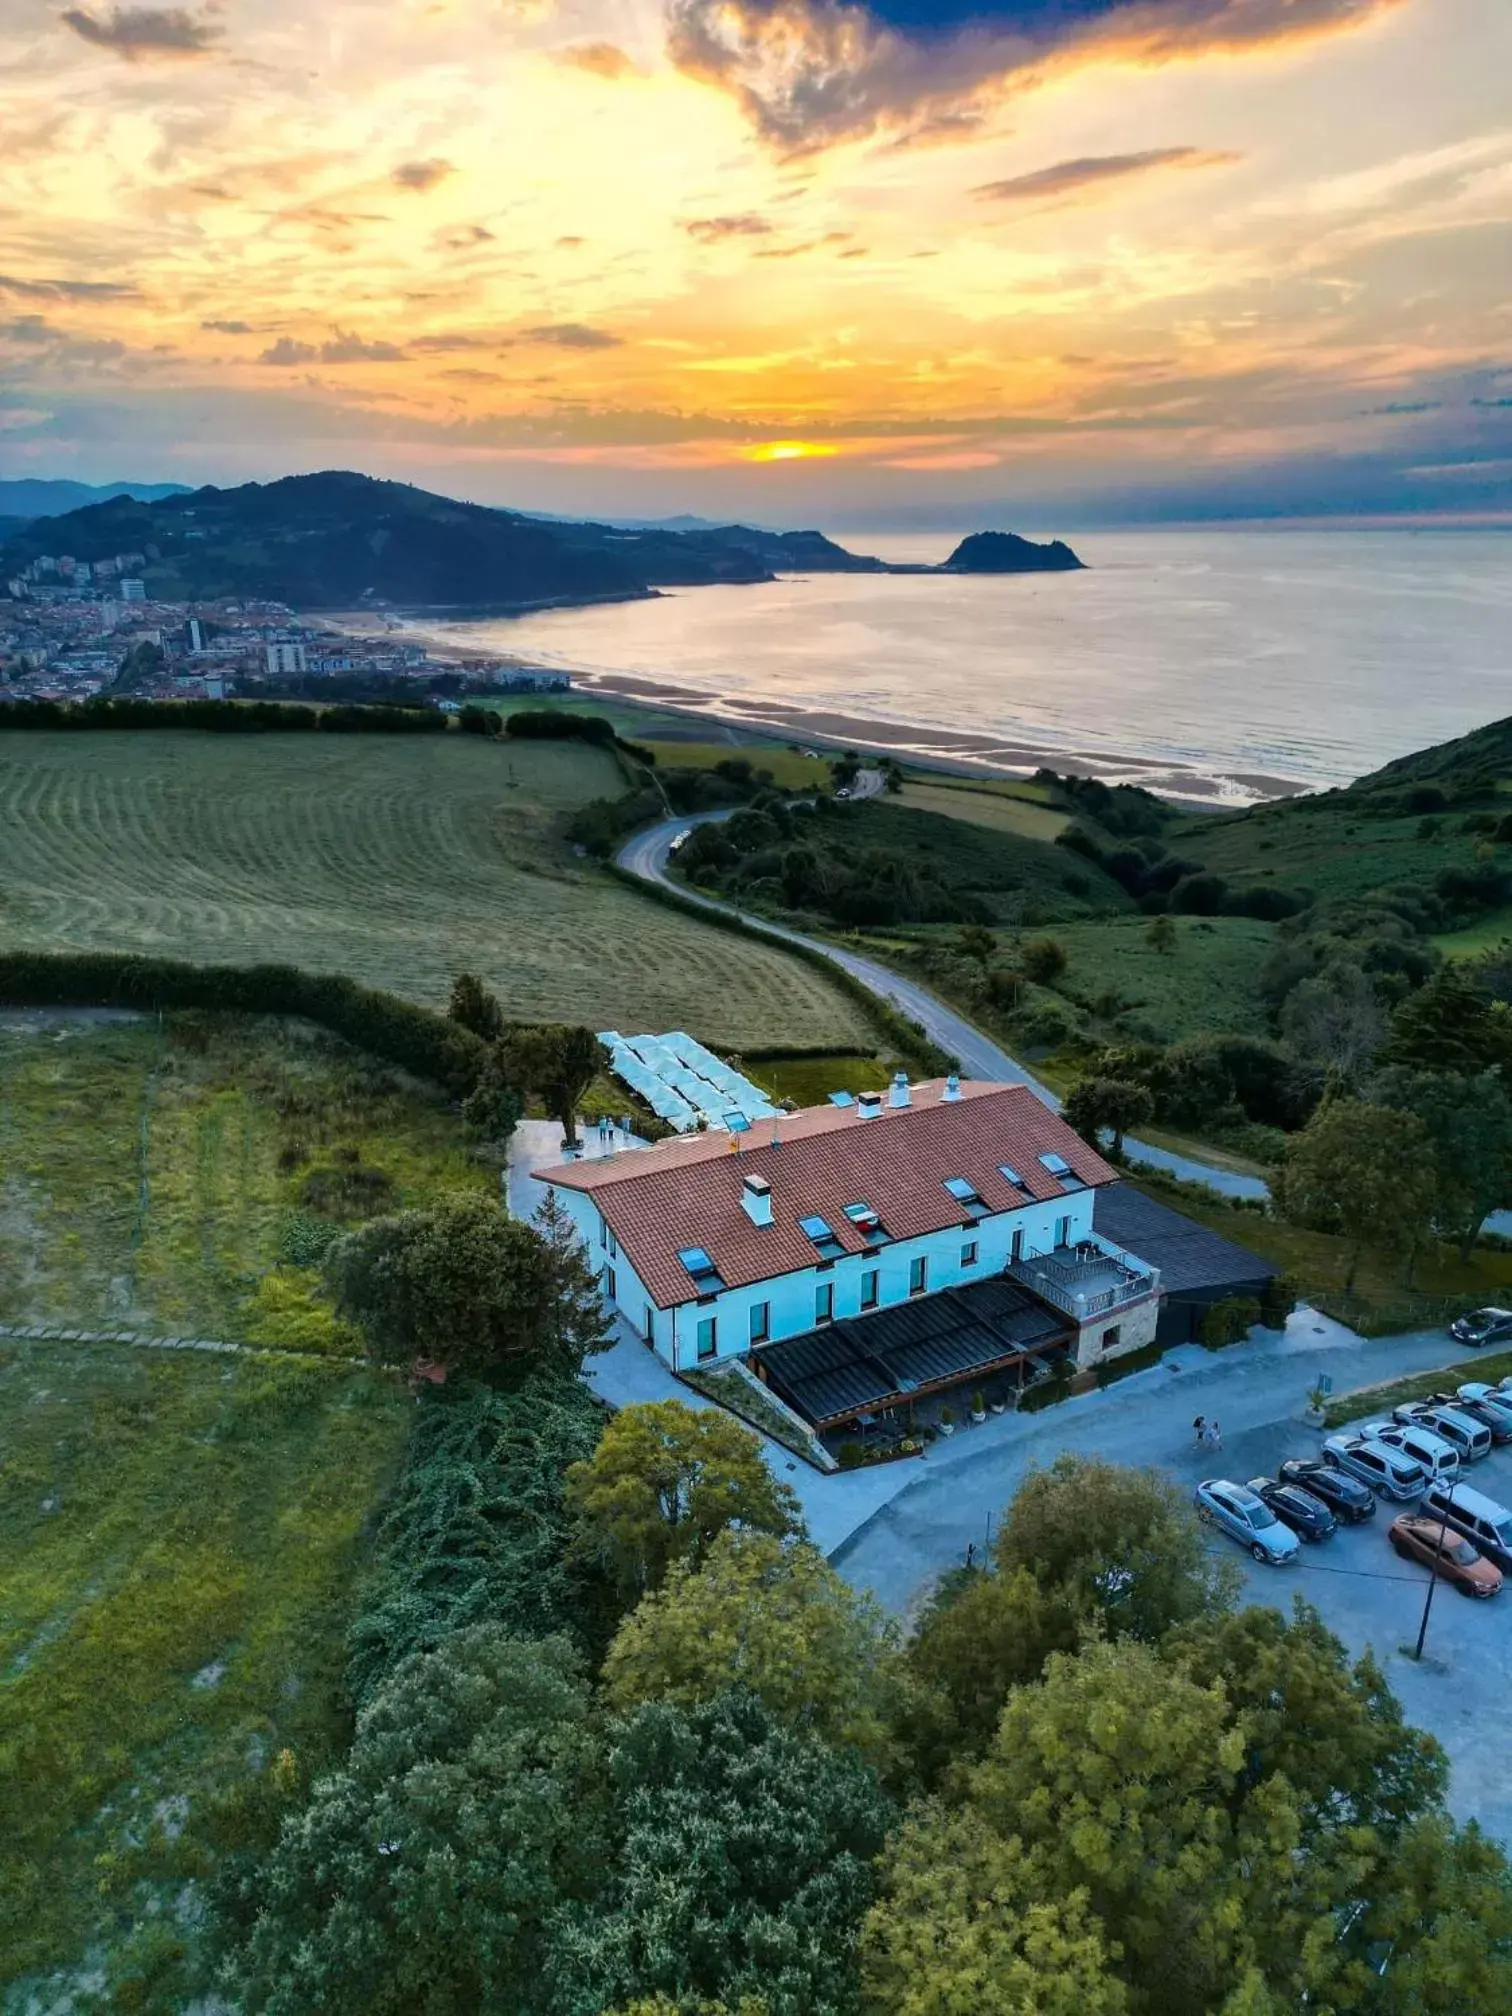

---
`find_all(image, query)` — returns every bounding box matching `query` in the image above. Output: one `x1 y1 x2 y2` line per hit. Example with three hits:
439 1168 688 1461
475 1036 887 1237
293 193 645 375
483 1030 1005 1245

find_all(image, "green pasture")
1052 915 1277 1043
897 778 1069 841
0 1339 407 2001
0 1012 488 1347
0 732 871 1050
1432 914 1512 960
640 739 833 791
747 1050 891 1106
833 799 1129 924
1182 799 1501 905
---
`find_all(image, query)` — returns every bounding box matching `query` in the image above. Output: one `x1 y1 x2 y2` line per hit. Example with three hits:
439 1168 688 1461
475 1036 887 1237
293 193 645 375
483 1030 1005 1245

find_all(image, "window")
961 1240 979 1268
1102 1324 1121 1350
1038 1152 1071 1176
943 1176 986 1218
604 1265 617 1301
1054 1215 1072 1249
843 1201 889 1245
644 1306 655 1344
749 1301 770 1345
998 1164 1029 1192
909 1255 927 1296
861 1269 879 1310
1010 1228 1024 1265
678 1245 723 1290
696 1316 717 1361
597 1211 609 1248
816 1282 834 1325
800 1213 845 1259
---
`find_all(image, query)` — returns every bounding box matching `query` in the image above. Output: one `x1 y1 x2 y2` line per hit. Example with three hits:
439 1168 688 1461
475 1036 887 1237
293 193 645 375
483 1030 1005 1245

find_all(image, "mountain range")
0 470 1083 612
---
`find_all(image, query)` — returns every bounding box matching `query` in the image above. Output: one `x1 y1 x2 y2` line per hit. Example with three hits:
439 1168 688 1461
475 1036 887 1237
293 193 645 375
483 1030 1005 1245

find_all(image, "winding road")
615 791 1269 1200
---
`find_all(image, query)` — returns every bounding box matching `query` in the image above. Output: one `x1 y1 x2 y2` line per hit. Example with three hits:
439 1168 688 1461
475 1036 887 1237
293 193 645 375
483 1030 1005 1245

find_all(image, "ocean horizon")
424 526 1512 802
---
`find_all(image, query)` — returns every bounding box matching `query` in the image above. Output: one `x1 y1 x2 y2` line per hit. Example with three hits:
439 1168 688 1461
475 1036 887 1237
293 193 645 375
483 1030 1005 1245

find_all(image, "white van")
1361 1419 1460 1484
1419 1481 1512 1574
1396 1403 1493 1464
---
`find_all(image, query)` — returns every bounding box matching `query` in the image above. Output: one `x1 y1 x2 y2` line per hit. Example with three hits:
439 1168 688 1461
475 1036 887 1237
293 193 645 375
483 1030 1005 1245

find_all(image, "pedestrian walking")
966 1541 976 1570
1207 1417 1223 1450
1193 1415 1206 1447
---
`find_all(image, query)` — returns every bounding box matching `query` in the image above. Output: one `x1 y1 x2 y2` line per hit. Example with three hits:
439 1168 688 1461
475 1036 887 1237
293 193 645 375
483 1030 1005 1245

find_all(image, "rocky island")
943 530 1085 573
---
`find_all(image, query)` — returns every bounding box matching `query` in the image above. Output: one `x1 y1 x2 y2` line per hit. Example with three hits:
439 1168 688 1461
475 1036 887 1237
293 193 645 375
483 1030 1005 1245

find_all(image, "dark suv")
1278 1458 1375 1523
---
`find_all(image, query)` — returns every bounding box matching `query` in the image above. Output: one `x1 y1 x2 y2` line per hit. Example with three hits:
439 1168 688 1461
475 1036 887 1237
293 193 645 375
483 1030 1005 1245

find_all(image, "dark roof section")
757 1275 1067 1429
1094 1184 1276 1298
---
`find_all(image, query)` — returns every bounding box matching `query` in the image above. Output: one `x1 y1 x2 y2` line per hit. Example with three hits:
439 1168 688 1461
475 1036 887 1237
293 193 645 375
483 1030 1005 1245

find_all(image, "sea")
423 528 1512 803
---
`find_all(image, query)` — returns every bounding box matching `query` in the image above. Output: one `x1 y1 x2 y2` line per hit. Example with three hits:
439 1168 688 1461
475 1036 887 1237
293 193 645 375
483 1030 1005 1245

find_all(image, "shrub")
1201 1297 1262 1350
1020 936 1068 985
1259 1274 1299 1329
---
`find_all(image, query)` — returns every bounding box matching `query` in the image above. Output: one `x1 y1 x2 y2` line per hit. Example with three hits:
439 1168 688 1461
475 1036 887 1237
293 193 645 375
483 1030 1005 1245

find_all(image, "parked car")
1427 1386 1512 1443
1321 1434 1428 1502
1358 1418 1461 1484
1418 1481 1512 1576
1247 1476 1337 1542
1450 1307 1512 1348
1194 1479 1301 1564
1388 1515 1503 1598
1455 1383 1512 1438
1393 1402 1493 1463
1278 1458 1376 1522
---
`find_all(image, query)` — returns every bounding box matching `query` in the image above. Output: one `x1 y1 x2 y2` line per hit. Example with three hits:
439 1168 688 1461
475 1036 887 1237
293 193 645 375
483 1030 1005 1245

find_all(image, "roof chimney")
741 1172 773 1226
857 1091 883 1120
889 1071 911 1109
942 1072 962 1102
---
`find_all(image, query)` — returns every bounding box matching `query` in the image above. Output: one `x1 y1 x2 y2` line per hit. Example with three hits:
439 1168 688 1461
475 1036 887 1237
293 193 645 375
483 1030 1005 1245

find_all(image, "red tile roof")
542 1080 1118 1308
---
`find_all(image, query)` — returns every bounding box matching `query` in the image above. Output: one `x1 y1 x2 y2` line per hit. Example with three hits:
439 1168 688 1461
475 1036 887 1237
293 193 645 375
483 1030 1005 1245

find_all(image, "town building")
118 579 147 602
542 1076 1166 1431
265 637 308 676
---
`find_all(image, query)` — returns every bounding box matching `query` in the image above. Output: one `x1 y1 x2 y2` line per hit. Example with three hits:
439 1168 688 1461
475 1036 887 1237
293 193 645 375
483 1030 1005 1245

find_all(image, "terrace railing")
1007 1237 1159 1323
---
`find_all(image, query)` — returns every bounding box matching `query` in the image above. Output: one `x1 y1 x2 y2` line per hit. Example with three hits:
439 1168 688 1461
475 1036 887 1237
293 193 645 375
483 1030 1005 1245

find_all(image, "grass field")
1182 799 1500 905
897 778 1069 841
0 1012 490 1347
0 1338 407 2004
1433 911 1512 959
641 740 833 791
0 733 872 1050
1053 915 1278 1042
748 1050 891 1105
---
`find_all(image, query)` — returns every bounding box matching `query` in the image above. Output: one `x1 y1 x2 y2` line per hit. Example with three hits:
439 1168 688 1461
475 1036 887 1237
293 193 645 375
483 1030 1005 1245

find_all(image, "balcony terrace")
1007 1233 1160 1323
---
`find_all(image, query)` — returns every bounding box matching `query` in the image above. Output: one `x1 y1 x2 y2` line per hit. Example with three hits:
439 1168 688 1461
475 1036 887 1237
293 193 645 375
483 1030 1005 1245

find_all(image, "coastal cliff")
945 531 1085 573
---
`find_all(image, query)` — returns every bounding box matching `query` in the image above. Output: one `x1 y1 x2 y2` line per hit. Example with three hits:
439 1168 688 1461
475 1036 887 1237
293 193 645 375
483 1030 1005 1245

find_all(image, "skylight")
844 1200 890 1245
677 1244 723 1288
1038 1153 1072 1176
998 1164 1029 1190
943 1176 988 1218
799 1213 846 1259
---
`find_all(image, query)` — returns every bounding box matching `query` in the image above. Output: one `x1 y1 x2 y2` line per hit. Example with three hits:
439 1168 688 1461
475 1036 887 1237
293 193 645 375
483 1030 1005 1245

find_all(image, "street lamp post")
1412 1501 1454 1661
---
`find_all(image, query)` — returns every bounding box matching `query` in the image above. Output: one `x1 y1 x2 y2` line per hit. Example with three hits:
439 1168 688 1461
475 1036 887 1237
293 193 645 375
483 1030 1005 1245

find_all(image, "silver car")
1394 1402 1493 1463
1322 1434 1428 1502
1457 1383 1512 1437
1194 1478 1301 1565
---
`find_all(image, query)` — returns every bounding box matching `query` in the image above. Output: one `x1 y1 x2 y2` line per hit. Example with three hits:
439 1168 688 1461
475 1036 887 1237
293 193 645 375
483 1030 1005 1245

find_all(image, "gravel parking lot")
1212 1407 1512 1847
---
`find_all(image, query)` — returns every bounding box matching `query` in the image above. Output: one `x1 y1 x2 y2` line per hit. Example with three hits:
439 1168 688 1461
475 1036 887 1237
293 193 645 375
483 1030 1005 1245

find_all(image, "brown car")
1389 1515 1504 1598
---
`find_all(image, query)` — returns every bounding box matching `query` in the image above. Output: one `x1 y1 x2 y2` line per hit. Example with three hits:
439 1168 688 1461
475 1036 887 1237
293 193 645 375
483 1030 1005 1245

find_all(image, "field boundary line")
0 1320 365 1367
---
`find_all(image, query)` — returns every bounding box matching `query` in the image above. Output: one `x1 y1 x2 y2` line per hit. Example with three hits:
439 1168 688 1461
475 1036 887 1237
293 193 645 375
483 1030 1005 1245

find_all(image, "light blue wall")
548 1178 1096 1372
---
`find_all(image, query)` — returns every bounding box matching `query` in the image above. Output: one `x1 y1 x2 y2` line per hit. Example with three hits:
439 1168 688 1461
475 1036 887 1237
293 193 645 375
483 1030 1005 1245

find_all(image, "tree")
882 759 904 794
447 970 503 1042
1372 1066 1512 1258
1273 1099 1438 1290
861 1804 1129 2016
1145 913 1177 955
561 1691 891 2016
965 1639 1321 2016
229 1627 604 2016
993 1455 1235 1647
984 965 1025 1011
906 1564 1083 1759
325 1189 612 1383
460 1048 522 1148
1280 961 1386 1087
600 1530 897 1759
1356 1815 1512 2016
1389 965 1512 1078
505 1022 603 1148
1019 936 1067 985
565 1400 802 1603
1062 1076 1154 1158
955 923 996 968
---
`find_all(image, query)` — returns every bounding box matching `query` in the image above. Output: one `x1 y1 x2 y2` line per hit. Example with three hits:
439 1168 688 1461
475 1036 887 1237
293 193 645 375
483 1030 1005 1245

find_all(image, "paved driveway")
833 1308 1511 1843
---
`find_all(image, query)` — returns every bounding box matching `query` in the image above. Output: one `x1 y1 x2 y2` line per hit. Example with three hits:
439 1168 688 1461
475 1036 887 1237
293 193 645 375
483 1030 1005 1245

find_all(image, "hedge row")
601 861 957 1078
0 950 486 1096
0 698 454 733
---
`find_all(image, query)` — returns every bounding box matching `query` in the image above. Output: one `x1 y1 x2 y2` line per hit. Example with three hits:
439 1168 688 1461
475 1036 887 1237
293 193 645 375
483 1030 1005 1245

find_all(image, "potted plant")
1304 1382 1329 1427
969 1389 987 1425
938 1405 956 1437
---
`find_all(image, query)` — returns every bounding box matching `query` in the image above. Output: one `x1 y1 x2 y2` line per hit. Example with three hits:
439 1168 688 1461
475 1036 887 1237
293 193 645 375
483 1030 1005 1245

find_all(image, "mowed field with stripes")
0 733 872 1049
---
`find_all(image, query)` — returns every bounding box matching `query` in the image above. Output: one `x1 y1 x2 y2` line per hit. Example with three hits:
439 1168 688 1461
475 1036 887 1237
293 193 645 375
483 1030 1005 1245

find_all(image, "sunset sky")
2 0 1509 524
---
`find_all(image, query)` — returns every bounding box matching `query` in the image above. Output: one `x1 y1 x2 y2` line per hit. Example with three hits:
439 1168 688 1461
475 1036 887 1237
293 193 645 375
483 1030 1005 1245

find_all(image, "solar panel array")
597 1029 782 1134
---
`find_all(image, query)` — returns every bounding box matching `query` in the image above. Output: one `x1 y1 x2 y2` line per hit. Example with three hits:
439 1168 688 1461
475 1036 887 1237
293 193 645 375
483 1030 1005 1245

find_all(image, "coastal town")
0 541 569 704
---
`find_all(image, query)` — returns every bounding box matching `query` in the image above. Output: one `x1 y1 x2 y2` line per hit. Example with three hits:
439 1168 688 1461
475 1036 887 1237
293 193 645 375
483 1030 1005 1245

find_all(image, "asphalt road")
615 798 1268 1197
